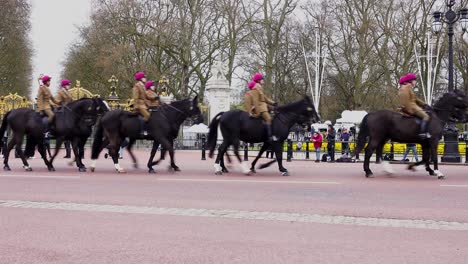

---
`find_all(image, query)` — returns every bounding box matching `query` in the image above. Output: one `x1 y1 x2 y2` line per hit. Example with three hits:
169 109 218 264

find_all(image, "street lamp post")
432 0 468 163
107 75 120 109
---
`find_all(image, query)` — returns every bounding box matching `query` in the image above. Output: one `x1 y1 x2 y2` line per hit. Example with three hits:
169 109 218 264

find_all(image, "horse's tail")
0 111 11 149
208 112 224 158
91 119 105 160
353 114 369 156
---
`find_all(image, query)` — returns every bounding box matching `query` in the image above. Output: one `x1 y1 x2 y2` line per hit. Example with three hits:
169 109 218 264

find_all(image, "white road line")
0 199 467 231
0 175 80 180
440 185 468 188
157 178 341 185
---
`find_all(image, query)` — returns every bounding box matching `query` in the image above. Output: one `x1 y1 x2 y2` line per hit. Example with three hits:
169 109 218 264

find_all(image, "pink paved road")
1 150 468 263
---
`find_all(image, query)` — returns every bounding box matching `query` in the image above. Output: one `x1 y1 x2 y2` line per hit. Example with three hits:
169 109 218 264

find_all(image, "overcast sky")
30 0 92 98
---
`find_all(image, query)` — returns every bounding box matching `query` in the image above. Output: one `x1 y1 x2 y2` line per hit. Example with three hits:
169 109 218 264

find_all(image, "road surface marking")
157 178 341 185
0 174 80 180
1 200 467 231
440 185 468 188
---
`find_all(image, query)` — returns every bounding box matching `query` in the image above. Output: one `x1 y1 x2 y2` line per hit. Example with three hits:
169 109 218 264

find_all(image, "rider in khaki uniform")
132 72 150 121
244 81 257 116
144 81 160 107
36 75 59 124
398 73 430 139
55 79 74 106
250 73 277 141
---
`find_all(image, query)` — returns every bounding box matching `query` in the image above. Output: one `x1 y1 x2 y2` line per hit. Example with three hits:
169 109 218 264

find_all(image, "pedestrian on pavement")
311 131 323 162
341 128 350 156
326 124 336 162
401 143 419 162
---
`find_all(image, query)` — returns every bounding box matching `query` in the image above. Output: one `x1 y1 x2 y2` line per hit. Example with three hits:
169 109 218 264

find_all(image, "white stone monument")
206 61 231 124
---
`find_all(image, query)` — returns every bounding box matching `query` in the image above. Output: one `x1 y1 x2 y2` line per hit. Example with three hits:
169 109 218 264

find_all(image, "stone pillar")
206 61 231 139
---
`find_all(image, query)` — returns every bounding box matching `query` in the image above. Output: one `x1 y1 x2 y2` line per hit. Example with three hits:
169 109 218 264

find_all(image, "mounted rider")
398 73 431 139
244 81 256 116
55 79 74 106
144 80 160 108
36 75 59 126
249 73 278 141
132 71 150 122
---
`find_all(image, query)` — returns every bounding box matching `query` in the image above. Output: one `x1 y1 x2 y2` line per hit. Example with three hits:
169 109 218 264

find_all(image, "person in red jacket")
311 131 323 162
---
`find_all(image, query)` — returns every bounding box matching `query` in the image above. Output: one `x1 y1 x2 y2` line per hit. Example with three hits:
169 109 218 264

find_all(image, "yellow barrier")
288 142 467 155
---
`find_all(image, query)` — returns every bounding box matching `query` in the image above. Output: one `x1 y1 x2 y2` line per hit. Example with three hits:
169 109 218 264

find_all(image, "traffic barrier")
243 142 248 161
286 139 292 162
201 135 206 160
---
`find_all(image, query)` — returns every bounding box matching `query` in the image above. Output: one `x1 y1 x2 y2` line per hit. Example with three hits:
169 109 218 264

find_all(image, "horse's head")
435 91 468 122
68 98 108 126
92 97 110 116
275 96 320 129
171 95 204 124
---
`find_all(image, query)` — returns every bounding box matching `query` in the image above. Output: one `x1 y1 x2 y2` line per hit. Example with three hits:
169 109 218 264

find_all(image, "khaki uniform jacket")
133 82 147 110
36 85 59 112
244 91 257 117
250 87 275 115
398 84 425 114
145 89 160 107
55 88 73 106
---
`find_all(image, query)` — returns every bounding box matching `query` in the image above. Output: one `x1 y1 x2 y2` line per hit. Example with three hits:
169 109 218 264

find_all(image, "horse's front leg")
408 145 429 172
49 136 64 167
71 138 86 172
147 141 159 173
273 143 289 176
252 143 270 173
126 138 138 169
430 143 444 179
160 138 178 171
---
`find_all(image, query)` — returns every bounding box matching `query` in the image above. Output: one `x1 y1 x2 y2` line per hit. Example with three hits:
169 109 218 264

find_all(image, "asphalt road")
1 150 467 264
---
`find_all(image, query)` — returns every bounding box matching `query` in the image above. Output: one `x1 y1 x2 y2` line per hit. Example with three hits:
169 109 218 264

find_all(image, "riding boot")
418 120 431 139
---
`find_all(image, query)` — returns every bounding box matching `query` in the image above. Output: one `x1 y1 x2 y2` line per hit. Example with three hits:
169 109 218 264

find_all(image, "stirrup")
418 133 431 139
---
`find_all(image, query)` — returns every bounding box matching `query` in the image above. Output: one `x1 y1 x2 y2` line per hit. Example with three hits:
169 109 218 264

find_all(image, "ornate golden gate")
68 80 100 100
0 93 33 120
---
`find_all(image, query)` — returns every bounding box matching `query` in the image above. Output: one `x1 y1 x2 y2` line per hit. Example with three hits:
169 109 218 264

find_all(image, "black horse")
0 98 109 171
208 96 320 176
90 96 203 173
47 98 109 171
353 91 468 179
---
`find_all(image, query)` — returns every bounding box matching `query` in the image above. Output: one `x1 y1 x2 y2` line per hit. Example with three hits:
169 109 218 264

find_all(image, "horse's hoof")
281 171 290 176
365 172 374 178
23 166 32 172
173 167 181 172
133 163 138 169
4 166 11 171
79 167 87 172
48 167 55 172
90 167 95 172
438 175 445 180
117 169 126 174
222 168 229 173
428 171 436 176
148 169 156 174
215 171 222 175
250 168 256 174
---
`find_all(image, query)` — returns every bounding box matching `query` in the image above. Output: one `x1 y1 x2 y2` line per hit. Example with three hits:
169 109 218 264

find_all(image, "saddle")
396 108 426 123
127 114 149 136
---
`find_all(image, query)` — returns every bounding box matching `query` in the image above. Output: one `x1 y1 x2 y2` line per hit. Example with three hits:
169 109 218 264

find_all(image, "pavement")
1 150 468 264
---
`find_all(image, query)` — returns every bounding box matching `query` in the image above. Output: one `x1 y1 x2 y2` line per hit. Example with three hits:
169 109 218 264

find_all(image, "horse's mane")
433 92 455 109
276 98 305 113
